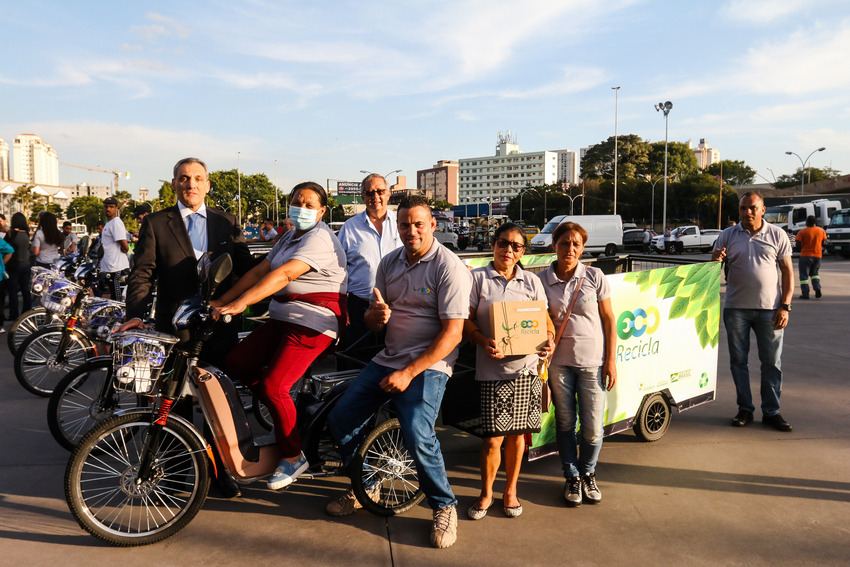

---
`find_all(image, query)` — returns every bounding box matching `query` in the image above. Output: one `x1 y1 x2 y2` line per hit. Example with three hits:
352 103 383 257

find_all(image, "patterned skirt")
480 370 542 437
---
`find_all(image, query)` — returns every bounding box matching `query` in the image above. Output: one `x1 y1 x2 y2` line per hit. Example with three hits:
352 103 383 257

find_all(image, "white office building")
691 138 720 169
555 149 579 185
0 139 9 181
13 134 59 185
458 134 559 208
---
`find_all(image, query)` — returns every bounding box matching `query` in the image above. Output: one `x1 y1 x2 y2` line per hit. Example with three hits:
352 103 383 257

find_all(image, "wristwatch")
780 303 792 312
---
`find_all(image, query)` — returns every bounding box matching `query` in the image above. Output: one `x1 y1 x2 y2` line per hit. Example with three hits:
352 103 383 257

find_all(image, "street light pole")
654 101 673 234
785 147 826 196
612 86 620 215
647 176 662 232
237 151 242 227
274 159 279 225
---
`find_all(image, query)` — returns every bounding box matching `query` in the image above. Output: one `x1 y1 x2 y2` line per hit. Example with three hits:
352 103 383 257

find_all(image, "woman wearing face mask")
212 181 347 491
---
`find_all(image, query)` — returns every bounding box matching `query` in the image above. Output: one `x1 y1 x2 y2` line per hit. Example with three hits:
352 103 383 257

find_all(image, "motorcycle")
64 253 424 546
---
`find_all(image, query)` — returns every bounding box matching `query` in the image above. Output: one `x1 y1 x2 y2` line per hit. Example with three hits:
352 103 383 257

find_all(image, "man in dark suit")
122 157 253 365
120 157 253 498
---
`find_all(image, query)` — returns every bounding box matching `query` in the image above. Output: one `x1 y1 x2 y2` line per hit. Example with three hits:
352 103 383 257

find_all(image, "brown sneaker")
430 505 457 549
325 485 380 517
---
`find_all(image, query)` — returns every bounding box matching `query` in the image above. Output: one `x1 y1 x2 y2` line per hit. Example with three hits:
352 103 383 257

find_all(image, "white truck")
764 199 842 235
652 226 720 253
528 214 623 256
434 217 459 250
825 209 850 258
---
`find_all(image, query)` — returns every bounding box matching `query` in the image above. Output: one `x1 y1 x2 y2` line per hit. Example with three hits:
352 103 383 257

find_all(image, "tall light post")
612 86 620 214
785 147 826 195
644 176 663 231
654 101 673 233
517 186 539 223
237 151 242 227
274 159 279 225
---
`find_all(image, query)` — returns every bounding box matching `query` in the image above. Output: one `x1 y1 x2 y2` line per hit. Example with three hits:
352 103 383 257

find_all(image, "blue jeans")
723 308 783 416
328 361 456 510
548 364 606 478
798 256 821 297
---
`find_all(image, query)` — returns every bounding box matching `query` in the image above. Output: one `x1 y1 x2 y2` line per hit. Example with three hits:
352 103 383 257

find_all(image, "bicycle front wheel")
48 358 145 450
7 307 53 356
351 418 424 516
65 412 210 546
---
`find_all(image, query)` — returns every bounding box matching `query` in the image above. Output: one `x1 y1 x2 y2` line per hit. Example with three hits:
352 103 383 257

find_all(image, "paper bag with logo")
489 300 548 356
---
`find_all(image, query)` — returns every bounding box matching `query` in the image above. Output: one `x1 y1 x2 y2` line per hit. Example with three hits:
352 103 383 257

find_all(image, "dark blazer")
125 205 253 337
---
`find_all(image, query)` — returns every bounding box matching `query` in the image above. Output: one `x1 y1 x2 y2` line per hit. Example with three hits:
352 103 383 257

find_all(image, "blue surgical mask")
289 205 320 231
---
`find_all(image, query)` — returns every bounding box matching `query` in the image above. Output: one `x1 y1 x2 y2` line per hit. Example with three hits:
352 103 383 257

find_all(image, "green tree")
158 181 176 208
775 166 842 189
648 141 700 181
208 169 280 223
12 185 36 217
581 135 651 180
705 160 756 186
66 196 106 231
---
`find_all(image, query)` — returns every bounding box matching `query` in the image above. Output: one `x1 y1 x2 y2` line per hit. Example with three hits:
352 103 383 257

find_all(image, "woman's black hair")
10 212 28 232
38 211 64 246
290 181 328 207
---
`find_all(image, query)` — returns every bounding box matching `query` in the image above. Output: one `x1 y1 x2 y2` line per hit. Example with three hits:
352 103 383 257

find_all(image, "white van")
434 217 459 250
529 214 623 256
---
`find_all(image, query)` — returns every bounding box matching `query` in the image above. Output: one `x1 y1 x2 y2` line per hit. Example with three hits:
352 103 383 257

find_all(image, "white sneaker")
267 453 309 490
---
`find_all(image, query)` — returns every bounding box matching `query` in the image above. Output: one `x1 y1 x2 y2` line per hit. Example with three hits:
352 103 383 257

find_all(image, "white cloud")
735 19 850 95
130 12 190 43
502 66 608 99
720 0 809 24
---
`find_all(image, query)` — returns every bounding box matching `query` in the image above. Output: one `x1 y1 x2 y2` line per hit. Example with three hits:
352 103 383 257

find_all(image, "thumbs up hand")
366 287 392 329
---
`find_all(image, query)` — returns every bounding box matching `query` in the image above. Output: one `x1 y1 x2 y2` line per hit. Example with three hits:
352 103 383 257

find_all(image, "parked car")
652 226 720 253
623 228 650 251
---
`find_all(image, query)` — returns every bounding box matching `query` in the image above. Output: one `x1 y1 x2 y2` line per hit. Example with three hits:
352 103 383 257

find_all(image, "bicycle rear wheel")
351 418 424 516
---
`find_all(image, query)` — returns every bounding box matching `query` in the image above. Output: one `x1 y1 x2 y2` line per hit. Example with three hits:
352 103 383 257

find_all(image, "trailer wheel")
604 243 618 257
633 393 671 442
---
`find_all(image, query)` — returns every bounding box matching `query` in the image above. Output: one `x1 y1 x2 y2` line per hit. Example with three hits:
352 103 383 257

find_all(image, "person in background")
795 215 827 299
541 221 617 508
61 221 78 258
642 228 652 254
281 217 294 232
464 222 554 520
4 213 33 321
32 211 63 268
98 196 130 299
213 182 346 492
0 214 13 333
87 221 104 261
131 203 152 241
713 192 794 432
336 173 402 367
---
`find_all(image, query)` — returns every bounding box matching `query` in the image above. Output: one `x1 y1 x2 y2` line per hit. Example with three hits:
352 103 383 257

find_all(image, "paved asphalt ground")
1 256 848 567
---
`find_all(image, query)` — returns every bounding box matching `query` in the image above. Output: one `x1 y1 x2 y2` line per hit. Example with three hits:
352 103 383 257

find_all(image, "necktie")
188 213 204 253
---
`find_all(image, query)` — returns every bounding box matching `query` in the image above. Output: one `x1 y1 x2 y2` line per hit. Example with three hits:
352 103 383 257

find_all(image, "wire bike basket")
111 329 180 394
80 297 126 340
41 279 82 316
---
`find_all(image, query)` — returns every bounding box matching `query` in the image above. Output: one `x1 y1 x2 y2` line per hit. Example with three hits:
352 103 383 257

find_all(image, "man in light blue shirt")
336 174 402 364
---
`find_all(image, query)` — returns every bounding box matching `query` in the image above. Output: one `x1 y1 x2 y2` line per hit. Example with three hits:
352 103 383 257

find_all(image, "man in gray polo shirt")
712 192 794 431
326 194 471 549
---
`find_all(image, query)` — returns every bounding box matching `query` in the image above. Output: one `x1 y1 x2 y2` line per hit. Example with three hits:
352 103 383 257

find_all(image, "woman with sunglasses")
464 222 554 520
541 221 617 508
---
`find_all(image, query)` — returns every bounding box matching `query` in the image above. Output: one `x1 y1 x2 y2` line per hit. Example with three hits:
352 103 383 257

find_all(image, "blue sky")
2 0 848 199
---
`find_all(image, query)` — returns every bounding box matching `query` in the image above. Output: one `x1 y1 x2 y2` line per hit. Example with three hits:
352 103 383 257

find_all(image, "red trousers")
226 320 332 459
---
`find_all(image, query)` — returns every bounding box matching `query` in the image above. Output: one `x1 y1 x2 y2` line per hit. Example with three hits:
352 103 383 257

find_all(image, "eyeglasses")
494 238 525 252
363 190 387 197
